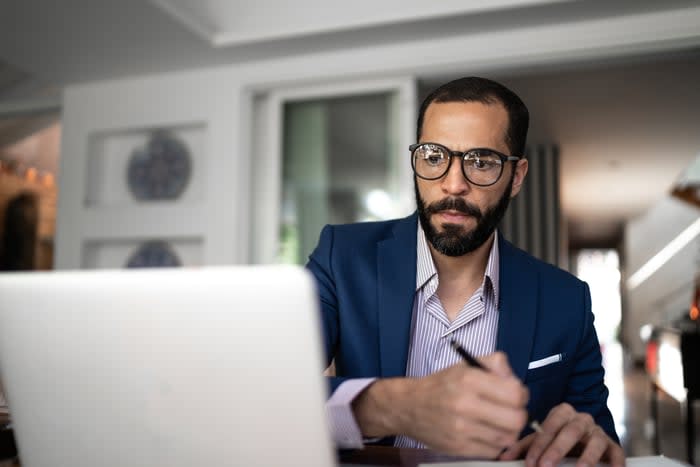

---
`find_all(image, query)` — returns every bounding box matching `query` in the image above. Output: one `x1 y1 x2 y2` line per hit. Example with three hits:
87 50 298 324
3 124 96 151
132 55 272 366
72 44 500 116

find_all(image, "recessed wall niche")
82 238 203 269
85 124 206 207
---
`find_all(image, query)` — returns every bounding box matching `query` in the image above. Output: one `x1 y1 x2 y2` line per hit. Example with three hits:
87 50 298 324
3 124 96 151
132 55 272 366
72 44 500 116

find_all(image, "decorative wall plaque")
126 240 181 268
127 130 192 201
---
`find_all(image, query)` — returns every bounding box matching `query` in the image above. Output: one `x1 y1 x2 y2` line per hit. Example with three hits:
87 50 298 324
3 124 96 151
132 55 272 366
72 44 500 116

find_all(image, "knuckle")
571 419 589 436
503 378 527 402
514 409 529 429
589 425 604 439
580 412 594 426
499 432 518 447
450 413 467 434
547 443 568 459
489 351 508 368
521 386 530 405
454 391 476 415
561 402 575 415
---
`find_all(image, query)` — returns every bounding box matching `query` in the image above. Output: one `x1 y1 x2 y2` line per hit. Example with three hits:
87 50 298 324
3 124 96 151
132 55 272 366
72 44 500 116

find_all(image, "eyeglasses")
409 142 521 187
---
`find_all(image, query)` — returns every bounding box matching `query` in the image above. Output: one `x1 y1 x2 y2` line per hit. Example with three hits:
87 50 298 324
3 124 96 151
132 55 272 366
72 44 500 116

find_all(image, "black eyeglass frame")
409 142 522 187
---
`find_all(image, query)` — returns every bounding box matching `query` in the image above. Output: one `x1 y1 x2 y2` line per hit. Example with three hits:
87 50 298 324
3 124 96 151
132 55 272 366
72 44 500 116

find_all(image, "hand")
353 351 529 458
498 402 625 467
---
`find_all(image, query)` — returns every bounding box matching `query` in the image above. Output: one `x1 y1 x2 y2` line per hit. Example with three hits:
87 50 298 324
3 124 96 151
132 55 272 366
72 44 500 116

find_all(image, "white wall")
624 196 699 359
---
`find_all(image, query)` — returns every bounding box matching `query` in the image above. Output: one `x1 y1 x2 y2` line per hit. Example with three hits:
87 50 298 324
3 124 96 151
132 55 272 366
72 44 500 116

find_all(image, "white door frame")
249 76 417 264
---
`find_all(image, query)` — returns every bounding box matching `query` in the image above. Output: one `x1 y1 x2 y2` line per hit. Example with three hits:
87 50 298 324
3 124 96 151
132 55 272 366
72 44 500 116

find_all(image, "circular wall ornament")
127 130 192 200
126 240 182 268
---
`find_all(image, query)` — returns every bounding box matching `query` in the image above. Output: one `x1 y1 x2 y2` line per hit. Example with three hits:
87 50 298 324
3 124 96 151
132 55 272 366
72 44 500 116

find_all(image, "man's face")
415 101 527 257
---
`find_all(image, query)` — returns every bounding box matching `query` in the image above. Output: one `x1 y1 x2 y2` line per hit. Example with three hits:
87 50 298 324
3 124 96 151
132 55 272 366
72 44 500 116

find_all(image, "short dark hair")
416 77 529 156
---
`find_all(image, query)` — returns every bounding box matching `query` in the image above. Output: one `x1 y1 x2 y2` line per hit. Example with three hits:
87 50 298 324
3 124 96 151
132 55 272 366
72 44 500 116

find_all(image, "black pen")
449 339 544 434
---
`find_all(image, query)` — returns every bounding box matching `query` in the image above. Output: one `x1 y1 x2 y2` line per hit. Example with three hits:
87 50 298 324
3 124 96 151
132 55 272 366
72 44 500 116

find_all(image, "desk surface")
0 443 689 467
0 446 462 467
340 446 466 466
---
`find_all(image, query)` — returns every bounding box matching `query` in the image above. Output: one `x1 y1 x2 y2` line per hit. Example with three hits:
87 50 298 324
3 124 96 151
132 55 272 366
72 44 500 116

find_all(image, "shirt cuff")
325 378 376 449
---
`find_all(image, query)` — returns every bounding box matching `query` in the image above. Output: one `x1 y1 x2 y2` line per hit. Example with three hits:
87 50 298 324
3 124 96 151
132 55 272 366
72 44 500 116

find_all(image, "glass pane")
279 92 400 264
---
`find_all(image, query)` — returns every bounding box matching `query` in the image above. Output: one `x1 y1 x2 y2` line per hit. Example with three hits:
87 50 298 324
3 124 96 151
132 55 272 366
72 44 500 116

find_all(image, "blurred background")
1 0 699 463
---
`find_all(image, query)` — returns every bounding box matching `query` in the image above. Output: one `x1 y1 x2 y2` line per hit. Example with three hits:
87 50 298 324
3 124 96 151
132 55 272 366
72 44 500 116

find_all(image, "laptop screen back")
0 266 335 467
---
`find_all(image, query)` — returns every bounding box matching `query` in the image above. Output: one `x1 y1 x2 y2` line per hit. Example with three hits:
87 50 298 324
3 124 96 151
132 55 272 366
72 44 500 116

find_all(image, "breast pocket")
525 353 566 382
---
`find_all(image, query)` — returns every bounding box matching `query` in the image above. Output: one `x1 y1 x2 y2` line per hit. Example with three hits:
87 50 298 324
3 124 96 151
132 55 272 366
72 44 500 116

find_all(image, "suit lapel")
496 234 538 381
376 214 418 377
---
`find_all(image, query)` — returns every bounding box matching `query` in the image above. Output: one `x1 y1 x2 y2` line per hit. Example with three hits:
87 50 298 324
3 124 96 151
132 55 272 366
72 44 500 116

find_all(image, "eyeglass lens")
412 144 504 185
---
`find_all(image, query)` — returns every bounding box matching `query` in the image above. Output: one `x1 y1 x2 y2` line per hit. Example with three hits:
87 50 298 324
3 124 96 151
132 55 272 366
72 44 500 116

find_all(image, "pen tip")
531 420 544 434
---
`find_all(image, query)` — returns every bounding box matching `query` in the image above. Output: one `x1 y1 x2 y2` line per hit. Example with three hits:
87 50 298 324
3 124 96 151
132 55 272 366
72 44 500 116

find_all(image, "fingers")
458 392 527 443
575 426 623 467
451 363 529 435
603 440 627 467
476 369 529 409
525 403 588 466
435 420 519 460
524 403 625 467
499 433 535 460
404 360 529 458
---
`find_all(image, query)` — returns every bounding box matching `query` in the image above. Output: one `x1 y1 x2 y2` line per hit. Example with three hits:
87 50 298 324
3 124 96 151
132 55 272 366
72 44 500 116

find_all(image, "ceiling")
150 0 568 47
1 0 700 249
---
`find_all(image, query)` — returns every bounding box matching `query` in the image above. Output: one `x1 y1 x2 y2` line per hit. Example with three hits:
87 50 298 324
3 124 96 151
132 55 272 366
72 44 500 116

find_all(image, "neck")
429 232 496 284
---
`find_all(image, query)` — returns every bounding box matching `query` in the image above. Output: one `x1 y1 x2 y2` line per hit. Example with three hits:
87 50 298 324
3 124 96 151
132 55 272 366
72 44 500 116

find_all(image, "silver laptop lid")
0 266 335 467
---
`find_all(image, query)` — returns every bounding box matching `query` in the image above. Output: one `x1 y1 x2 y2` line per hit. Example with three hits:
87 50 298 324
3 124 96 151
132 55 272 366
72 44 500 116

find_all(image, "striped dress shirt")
396 224 500 448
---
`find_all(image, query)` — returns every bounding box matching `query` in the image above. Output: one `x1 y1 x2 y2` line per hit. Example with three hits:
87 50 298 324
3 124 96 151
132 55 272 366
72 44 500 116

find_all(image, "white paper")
419 455 687 467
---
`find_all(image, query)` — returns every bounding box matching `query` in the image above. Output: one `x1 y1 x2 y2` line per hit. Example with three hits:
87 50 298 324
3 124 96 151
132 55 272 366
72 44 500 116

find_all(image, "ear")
509 158 528 198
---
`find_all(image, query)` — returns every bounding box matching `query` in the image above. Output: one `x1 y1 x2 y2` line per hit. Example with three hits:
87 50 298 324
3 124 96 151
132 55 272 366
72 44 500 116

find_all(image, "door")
251 77 416 264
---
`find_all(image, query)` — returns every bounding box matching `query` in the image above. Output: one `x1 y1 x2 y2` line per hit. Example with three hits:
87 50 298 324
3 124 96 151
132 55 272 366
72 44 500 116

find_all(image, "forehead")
421 101 509 150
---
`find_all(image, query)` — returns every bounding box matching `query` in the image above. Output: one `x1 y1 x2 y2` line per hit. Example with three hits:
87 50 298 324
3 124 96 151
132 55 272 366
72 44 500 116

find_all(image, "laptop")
0 266 336 467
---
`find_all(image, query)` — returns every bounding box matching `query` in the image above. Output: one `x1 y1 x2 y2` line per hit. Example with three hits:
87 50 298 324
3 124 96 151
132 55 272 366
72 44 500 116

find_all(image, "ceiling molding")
148 0 218 43
150 0 569 47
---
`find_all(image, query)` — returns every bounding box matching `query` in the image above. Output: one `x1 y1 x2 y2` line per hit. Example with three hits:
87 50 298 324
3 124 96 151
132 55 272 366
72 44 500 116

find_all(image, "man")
307 77 625 466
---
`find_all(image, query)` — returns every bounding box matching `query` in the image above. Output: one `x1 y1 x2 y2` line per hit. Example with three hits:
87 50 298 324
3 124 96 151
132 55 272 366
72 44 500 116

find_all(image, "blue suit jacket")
307 213 618 442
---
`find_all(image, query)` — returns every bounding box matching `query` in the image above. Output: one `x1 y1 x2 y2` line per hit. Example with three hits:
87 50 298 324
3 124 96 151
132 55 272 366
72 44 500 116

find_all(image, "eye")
472 158 488 170
466 151 501 171
420 146 447 166
426 154 444 166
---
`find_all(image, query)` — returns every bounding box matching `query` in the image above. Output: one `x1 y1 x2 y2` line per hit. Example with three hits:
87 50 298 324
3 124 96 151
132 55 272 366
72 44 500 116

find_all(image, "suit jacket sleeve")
566 283 619 443
306 224 350 395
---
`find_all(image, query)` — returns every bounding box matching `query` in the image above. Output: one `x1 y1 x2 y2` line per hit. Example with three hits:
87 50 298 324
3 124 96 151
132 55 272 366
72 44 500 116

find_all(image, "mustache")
424 197 482 220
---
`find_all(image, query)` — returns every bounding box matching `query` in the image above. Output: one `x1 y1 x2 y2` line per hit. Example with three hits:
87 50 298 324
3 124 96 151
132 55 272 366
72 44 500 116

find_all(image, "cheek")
416 180 435 201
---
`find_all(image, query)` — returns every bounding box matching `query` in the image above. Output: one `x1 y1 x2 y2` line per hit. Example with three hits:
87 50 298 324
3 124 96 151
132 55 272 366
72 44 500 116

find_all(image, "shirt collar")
416 222 500 304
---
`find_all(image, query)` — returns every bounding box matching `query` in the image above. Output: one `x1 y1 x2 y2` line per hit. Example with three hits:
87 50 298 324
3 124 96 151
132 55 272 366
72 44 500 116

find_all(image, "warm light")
691 304 699 320
42 172 55 188
25 167 38 182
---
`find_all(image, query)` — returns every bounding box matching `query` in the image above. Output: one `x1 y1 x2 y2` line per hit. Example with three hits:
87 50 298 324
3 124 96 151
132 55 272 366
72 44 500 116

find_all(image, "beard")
415 175 514 257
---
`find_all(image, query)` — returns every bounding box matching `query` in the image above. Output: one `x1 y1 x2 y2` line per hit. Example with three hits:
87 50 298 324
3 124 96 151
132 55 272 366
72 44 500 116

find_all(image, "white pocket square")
528 353 562 370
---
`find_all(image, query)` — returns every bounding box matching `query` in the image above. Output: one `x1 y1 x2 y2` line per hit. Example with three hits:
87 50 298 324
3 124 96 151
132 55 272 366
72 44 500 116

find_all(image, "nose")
441 155 470 195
